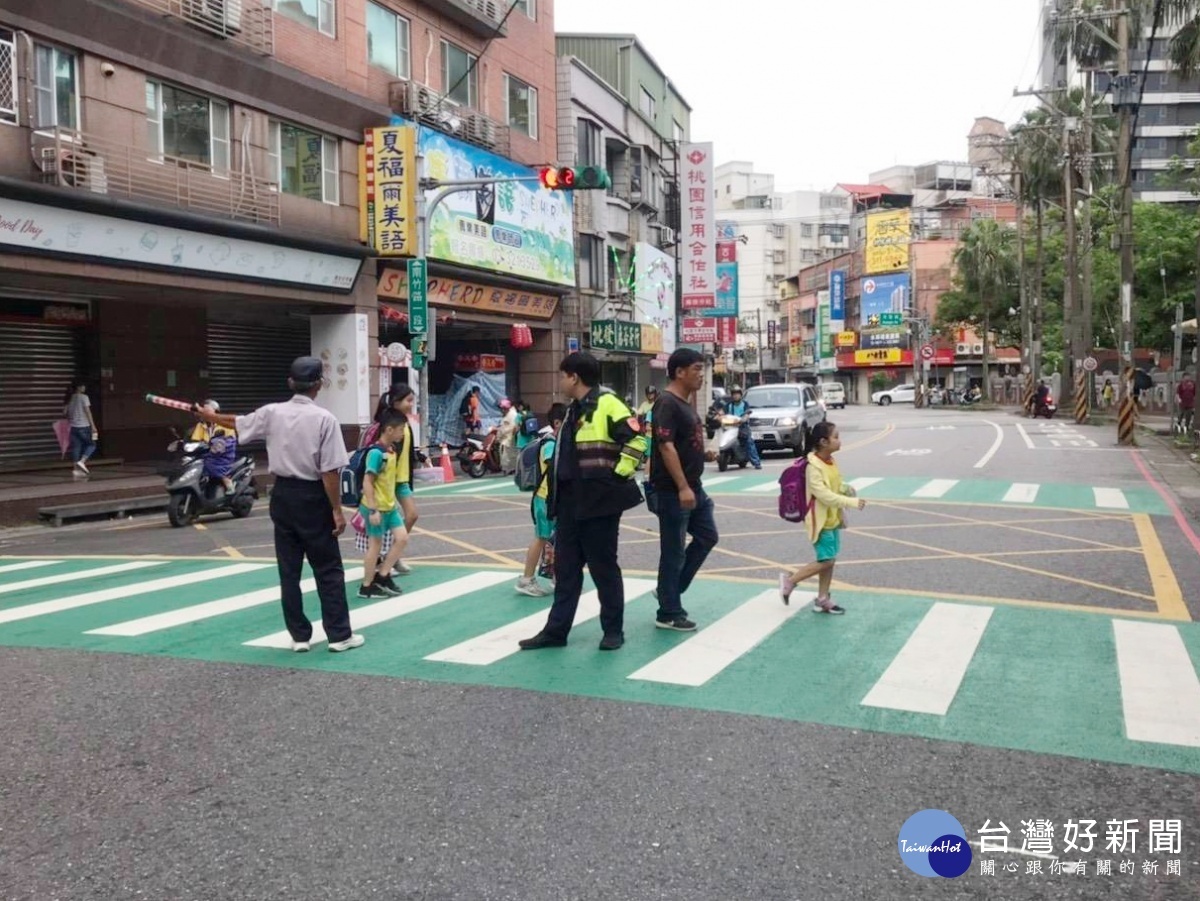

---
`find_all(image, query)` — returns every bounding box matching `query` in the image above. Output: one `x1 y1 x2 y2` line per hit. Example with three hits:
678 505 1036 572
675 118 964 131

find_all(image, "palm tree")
952 220 1019 400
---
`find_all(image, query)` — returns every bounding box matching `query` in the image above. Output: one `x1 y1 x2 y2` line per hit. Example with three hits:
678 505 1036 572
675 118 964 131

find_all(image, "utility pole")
1015 170 1032 399
1115 0 1136 445
1080 72 1095 407
1063 114 1081 402
756 308 764 386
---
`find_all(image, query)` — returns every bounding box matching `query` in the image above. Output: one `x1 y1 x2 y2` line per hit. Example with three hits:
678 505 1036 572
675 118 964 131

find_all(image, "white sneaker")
515 578 550 597
291 640 311 653
328 633 365 652
393 560 413 575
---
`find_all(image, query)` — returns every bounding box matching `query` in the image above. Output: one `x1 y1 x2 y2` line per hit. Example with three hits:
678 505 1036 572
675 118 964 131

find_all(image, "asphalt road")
1 404 1198 900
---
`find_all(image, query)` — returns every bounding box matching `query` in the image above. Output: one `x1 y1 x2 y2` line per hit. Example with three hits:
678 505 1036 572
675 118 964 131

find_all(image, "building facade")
555 34 690 399
0 0 561 463
1039 0 1200 204
712 161 851 385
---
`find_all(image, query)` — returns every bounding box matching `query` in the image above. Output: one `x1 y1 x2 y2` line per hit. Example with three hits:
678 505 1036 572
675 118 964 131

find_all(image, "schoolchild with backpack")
515 403 566 597
351 385 420 576
778 421 866 614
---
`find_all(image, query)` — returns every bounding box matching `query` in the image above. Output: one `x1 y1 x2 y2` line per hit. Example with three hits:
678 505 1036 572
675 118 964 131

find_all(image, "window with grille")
0 29 14 125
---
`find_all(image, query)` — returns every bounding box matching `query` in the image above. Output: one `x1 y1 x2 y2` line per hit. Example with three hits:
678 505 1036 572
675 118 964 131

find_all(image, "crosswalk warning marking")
0 561 164 597
1002 483 1040 504
87 568 367 637
0 563 266 627
848 477 882 493
425 578 657 666
1114 620 1200 748
626 589 809 687
912 479 959 499
861 603 994 716
244 570 515 649
1093 487 1130 510
0 561 62 577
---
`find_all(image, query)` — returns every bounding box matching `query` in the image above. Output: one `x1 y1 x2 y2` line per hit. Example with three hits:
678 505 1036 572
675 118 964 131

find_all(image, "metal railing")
126 0 274 56
35 128 280 226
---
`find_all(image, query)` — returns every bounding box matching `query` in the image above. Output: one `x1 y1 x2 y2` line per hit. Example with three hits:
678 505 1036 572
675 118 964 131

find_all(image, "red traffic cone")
440 443 455 483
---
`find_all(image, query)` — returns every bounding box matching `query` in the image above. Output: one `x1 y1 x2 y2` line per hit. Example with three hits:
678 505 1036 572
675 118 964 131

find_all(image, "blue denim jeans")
69 426 96 464
738 426 761 466
655 485 719 621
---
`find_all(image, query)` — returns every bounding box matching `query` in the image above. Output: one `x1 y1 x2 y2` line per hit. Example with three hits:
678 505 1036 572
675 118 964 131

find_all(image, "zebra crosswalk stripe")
0 561 62 576
1093 487 1130 510
1114 620 1200 748
627 589 809 687
0 561 164 597
425 578 656 666
912 479 959 499
861 603 994 716
244 570 515 649
0 563 265 626
1002 483 1040 504
848 478 882 493
87 568 367 637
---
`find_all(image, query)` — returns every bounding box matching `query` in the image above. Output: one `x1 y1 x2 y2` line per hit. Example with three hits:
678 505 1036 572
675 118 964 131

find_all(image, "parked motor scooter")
164 435 257 527
458 427 503 479
716 414 751 472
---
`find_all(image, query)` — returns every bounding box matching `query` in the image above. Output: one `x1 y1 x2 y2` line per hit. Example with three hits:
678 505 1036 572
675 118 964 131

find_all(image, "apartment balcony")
420 0 508 38
605 195 630 238
125 0 274 56
388 81 510 157
34 128 280 226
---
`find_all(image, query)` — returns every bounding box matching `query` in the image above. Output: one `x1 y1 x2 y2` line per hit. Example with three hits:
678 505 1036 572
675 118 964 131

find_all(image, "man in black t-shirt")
650 347 719 632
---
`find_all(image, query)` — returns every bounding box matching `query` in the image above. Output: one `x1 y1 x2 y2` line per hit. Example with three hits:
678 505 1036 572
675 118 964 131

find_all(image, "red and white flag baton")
145 393 196 412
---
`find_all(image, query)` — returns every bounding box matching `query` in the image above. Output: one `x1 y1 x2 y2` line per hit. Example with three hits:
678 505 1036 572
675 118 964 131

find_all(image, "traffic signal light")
538 166 612 191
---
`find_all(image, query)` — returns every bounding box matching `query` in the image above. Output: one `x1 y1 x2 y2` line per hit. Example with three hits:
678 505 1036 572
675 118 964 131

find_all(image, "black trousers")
543 483 625 641
270 477 352 644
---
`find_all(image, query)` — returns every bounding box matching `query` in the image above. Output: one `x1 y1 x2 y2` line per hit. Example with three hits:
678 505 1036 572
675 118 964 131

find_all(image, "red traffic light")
539 166 578 190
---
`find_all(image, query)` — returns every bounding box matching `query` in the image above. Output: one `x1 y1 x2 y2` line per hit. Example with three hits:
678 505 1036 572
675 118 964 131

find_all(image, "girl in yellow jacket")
780 421 866 614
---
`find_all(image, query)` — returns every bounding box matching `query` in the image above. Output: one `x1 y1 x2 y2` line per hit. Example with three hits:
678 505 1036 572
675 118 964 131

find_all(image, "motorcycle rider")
1033 380 1051 415
723 387 762 470
190 400 236 495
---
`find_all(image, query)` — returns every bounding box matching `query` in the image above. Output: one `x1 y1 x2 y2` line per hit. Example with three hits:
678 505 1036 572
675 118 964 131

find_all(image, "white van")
820 382 846 409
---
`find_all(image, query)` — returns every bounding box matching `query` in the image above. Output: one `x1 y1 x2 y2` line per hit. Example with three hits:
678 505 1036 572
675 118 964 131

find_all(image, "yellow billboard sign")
865 209 911 274
640 323 664 354
835 330 857 348
854 348 902 366
362 126 418 257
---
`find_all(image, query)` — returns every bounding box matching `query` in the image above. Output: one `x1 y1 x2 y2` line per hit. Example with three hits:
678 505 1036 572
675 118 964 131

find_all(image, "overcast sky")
554 0 1044 191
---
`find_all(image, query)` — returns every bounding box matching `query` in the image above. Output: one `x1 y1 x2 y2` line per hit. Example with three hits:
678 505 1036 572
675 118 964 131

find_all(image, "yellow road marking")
842 423 895 451
873 502 1135 552
1133 513 1190 621
219 545 245 559
193 523 207 531
853 529 1158 604
409 526 522 568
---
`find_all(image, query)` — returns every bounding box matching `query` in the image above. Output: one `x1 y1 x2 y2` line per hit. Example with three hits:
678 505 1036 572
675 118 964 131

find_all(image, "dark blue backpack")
340 447 372 507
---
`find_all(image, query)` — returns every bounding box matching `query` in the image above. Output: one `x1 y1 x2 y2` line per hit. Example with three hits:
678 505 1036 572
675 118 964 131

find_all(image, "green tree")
936 220 1020 398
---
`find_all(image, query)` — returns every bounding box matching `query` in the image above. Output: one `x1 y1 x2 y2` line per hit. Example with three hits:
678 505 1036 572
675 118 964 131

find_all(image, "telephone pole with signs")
1114 1 1137 445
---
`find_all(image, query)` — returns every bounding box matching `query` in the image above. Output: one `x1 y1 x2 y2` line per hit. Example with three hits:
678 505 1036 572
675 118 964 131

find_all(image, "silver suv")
743 384 826 457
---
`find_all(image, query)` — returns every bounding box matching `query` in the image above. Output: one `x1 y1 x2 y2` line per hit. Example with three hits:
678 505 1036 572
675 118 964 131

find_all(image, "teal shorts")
397 484 414 500
532 496 553 541
361 505 403 538
814 528 841 562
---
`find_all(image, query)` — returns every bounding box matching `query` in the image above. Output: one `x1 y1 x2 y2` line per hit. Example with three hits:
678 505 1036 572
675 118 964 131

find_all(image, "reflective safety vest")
571 389 647 480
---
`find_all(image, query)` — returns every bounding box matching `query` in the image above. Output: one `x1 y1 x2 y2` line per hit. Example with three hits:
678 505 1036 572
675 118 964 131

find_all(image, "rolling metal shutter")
205 319 311 414
0 323 84 465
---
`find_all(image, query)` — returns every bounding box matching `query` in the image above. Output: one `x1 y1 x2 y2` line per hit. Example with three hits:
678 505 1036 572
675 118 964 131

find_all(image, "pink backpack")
778 457 811 523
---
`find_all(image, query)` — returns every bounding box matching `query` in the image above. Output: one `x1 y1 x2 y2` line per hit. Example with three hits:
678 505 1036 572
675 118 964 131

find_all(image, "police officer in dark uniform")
195 356 363 653
519 352 648 652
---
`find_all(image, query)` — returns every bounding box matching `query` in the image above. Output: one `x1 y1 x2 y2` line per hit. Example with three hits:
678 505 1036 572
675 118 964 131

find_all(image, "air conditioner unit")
392 81 438 118
973 343 983 354
466 114 497 149
657 225 676 246
956 343 971 355
473 0 499 20
201 0 243 34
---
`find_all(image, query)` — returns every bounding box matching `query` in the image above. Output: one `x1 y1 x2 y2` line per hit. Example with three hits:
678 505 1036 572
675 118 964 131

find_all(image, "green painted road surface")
1 556 1198 774
418 473 1171 516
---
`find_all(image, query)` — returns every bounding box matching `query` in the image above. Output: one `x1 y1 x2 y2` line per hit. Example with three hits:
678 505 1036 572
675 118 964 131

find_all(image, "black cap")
289 356 324 390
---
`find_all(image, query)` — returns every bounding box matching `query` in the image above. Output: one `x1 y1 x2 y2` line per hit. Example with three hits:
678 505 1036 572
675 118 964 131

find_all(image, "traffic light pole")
412 175 541 446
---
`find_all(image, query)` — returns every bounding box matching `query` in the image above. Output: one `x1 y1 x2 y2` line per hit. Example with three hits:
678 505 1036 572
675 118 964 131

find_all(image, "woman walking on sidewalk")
64 380 98 476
